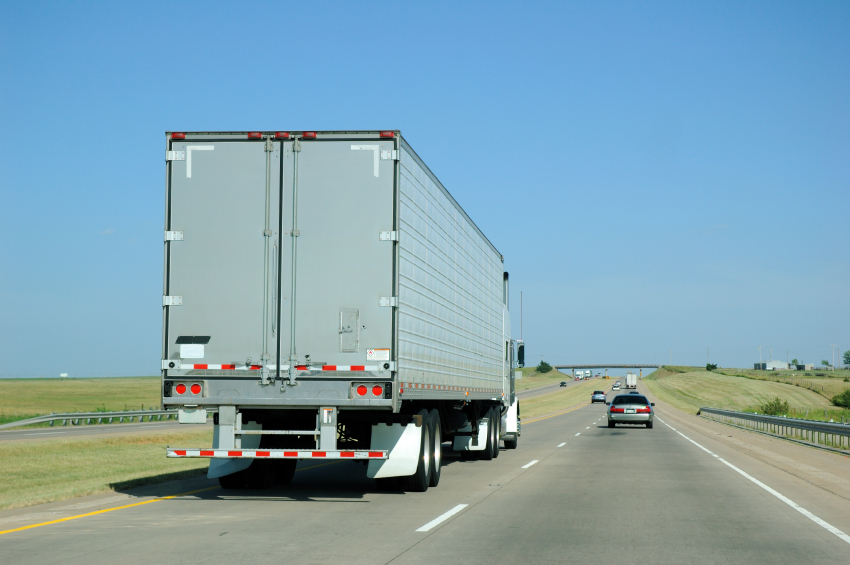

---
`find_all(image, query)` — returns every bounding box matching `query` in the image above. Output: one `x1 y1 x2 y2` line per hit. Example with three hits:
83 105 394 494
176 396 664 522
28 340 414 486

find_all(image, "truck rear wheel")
246 459 275 489
492 408 500 459
274 459 297 484
218 468 249 490
504 435 518 449
428 409 442 487
478 409 494 461
403 409 432 492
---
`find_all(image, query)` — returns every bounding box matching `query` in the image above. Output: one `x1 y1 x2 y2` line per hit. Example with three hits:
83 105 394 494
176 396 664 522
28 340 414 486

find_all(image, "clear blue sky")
1 1 848 376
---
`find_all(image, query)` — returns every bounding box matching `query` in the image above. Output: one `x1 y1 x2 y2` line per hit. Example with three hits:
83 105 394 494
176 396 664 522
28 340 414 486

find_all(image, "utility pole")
520 291 523 341
759 345 762 364
831 344 836 372
670 350 672 364
707 347 710 365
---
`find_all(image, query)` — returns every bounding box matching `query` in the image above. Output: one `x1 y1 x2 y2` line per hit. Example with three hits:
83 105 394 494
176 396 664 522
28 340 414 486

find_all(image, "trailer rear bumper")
167 448 387 460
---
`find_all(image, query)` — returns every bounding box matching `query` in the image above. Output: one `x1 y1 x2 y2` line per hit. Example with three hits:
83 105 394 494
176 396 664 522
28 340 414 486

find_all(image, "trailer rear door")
165 139 281 373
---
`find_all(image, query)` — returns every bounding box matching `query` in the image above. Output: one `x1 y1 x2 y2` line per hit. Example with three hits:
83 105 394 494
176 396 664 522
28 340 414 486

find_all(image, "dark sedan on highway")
606 394 655 428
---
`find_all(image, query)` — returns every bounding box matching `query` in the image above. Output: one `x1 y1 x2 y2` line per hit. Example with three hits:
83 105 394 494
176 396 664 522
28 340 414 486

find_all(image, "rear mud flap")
207 421 261 479
367 423 422 479
452 419 488 451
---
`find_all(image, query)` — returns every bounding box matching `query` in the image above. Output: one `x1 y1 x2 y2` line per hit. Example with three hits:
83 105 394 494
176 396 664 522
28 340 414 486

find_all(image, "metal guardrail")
699 407 850 450
0 408 217 431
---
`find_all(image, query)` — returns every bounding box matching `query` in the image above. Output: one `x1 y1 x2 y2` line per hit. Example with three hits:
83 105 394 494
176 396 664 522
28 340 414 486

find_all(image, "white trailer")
626 372 637 389
160 130 520 492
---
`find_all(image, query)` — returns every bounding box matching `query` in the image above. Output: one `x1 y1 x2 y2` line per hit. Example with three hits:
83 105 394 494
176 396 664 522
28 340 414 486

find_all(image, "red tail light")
356 385 367 396
302 131 317 138
171 132 185 140
637 407 651 413
247 132 262 139
610 407 625 413
379 131 394 138
371 385 383 397
190 383 201 395
275 132 289 139
175 383 187 395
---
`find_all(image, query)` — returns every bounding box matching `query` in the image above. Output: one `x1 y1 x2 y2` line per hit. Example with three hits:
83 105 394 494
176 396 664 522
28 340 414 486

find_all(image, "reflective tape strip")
167 448 388 459
175 364 379 371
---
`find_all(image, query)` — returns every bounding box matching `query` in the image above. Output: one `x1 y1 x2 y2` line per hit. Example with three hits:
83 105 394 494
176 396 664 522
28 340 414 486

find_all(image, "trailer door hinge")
165 231 184 241
380 150 398 161
163 295 183 306
379 231 399 241
379 297 398 308
166 151 185 161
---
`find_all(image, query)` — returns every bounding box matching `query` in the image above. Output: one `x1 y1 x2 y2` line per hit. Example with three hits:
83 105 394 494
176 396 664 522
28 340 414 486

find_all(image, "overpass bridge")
552 364 660 378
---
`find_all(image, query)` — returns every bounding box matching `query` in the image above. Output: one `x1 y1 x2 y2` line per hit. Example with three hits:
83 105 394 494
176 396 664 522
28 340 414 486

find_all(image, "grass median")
0 376 161 426
0 428 213 510
521 378 609 419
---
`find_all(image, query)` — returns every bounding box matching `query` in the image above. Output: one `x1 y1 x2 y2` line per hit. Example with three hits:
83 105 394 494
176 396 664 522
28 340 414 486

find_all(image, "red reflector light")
171 132 185 139
379 131 394 138
247 132 262 139
175 383 187 394
275 132 289 139
610 407 624 413
356 385 368 396
302 131 317 138
372 385 383 397
190 383 201 394
637 407 651 413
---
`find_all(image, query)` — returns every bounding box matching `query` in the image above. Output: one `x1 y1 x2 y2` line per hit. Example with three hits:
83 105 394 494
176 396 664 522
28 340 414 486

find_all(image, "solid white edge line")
557 442 566 447
522 460 539 469
657 417 850 546
416 504 468 532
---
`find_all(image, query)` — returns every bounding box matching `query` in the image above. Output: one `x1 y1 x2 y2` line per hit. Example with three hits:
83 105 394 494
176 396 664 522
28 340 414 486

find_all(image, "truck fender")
505 399 519 434
367 422 422 479
206 421 261 479
452 417 488 451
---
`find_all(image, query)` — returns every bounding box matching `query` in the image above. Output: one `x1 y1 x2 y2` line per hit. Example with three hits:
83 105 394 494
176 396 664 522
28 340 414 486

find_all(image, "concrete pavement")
2 394 849 564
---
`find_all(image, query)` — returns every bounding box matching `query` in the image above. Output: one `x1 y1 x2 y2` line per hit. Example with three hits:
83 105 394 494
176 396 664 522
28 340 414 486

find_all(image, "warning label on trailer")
367 349 390 361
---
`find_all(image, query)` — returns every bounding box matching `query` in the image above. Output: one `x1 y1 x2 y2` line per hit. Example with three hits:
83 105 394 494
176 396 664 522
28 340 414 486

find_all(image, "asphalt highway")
2 390 849 563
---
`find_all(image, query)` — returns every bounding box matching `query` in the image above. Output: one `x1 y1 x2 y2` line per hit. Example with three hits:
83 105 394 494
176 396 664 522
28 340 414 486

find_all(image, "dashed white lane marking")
656 417 850 546
575 433 581 436
585 427 590 429
522 460 539 469
557 442 566 447
416 504 468 532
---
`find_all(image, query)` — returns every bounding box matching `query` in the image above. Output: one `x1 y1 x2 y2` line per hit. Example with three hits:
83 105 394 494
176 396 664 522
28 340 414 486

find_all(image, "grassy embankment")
0 429 213 511
0 376 161 426
520 375 608 419
643 366 850 421
714 367 850 402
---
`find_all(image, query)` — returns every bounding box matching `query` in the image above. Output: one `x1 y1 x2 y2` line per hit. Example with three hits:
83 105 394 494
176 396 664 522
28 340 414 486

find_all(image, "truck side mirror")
651 403 655 406
516 343 524 367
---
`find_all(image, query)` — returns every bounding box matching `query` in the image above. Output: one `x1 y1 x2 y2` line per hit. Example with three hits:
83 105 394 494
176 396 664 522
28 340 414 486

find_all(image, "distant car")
612 384 621 391
591 390 606 403
629 391 641 395
615 381 621 386
560 381 568 387
607 394 655 428
575 376 581 381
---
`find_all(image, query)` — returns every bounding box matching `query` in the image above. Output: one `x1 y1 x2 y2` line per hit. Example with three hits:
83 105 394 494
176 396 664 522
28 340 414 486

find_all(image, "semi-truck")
160 130 520 492
625 372 637 389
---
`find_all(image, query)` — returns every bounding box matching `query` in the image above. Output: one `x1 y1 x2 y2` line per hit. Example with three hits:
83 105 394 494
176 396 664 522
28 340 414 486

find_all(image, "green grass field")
0 376 161 425
713 367 850 402
644 366 850 421
0 428 213 510
521 378 608 419
514 367 574 391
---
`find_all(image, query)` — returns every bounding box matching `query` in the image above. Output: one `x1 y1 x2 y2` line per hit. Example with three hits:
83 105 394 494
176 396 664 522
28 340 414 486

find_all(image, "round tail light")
175 383 186 394
356 385 368 396
371 385 383 397
190 384 201 394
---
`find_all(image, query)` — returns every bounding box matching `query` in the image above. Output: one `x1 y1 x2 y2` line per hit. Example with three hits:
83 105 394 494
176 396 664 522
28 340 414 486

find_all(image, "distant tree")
706 363 717 371
791 358 799 366
843 351 850 367
536 361 552 374
821 360 830 368
833 389 850 408
760 396 790 416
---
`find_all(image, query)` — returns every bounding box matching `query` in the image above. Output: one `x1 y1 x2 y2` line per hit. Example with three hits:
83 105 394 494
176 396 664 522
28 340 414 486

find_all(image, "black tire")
478 409 494 461
218 468 249 489
274 459 297 484
492 408 500 459
245 459 275 489
403 409 432 492
646 420 653 429
428 409 442 487
504 435 518 449
607 420 615 428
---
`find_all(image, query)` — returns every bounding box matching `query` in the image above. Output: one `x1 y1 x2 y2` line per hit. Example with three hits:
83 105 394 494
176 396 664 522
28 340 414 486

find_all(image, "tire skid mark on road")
656 416 850 546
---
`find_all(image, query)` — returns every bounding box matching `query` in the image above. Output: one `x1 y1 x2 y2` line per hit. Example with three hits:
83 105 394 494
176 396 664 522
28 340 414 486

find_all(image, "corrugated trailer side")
395 139 507 402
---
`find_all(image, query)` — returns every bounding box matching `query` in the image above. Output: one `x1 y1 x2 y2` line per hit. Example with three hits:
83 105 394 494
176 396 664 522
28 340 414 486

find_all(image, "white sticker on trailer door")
180 344 204 358
367 349 390 361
